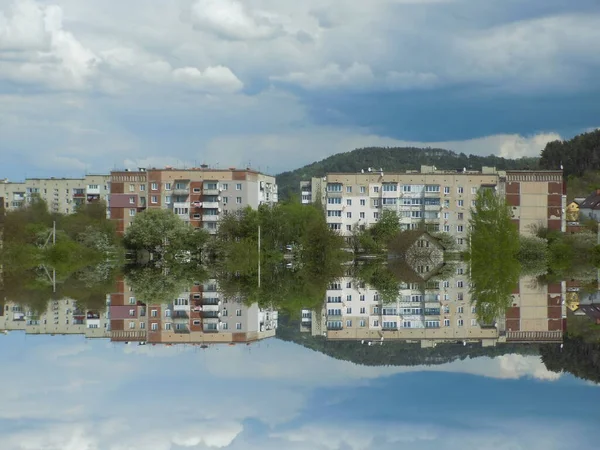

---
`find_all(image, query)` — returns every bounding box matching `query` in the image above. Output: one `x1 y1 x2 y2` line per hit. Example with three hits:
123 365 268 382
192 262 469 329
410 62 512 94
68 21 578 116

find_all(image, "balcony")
203 324 219 333
202 214 219 222
202 201 220 209
201 311 220 319
201 297 220 305
203 188 220 196
173 303 190 312
424 204 441 211
424 308 441 316
326 321 343 330
173 311 189 321
173 188 189 195
382 324 399 331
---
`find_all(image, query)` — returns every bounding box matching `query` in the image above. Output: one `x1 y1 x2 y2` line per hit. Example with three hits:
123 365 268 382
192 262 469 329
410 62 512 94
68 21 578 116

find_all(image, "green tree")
124 209 191 258
468 189 521 324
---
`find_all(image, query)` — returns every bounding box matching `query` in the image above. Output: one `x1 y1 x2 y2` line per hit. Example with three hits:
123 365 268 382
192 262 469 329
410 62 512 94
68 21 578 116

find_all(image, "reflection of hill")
277 316 540 367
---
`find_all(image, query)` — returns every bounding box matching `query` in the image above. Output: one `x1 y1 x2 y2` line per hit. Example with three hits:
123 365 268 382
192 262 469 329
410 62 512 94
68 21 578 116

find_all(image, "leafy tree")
468 189 520 324
124 209 191 259
370 209 401 248
517 235 549 276
540 129 600 178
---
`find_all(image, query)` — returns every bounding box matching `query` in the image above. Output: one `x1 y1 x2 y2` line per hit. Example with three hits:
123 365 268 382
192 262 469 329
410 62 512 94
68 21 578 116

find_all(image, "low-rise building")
110 166 277 234
578 190 600 222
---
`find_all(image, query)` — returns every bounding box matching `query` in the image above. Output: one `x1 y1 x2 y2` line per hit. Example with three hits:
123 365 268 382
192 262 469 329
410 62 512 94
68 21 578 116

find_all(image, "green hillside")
276 147 540 200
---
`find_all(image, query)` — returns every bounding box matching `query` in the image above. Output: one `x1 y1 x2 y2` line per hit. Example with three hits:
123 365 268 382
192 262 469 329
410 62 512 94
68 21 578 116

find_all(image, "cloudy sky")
1 0 600 178
0 333 598 449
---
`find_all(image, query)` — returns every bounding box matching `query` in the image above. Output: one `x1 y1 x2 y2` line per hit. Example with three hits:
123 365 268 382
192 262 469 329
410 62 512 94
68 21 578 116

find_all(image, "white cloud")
190 0 285 41
172 65 243 92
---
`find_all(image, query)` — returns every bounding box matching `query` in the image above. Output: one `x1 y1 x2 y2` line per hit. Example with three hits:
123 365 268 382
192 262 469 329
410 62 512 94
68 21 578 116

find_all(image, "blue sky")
1 0 600 179
0 333 598 450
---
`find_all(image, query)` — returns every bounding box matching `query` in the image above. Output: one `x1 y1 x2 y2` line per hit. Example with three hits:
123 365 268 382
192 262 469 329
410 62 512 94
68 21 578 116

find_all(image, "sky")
0 333 598 450
1 0 600 179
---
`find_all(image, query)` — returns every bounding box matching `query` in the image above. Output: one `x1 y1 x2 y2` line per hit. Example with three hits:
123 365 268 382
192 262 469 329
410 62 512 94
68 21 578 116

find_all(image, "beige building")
0 298 110 338
0 175 111 215
305 266 564 348
110 167 278 234
304 166 565 249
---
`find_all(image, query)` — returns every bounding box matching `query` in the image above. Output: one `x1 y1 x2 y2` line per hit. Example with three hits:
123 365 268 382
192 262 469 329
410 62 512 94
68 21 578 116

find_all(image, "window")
373 198 380 206
425 184 440 192
471 319 478 326
140 322 146 329
151 310 158 317
346 225 352 231
360 294 365 301
140 184 145 191
457 306 464 313
346 199 352 206
235 309 242 316
360 307 366 314
193 187 201 193
456 267 464 275
165 195 171 204
222 196 228 204
236 183 242 190
129 184 135 192
457 212 464 220
193 213 200 219
373 320 379 327
471 200 476 207
328 223 341 230
327 197 342 205
327 210 342 217
129 196 135 204
443 212 449 219
327 183 342 192
471 306 477 314
222 183 228 190
373 212 380 219
346 212 352 218
193 320 201 326
129 208 136 217
382 183 398 192
444 319 450 327
165 323 172 330
443 305 450 313
128 321 135 329
346 307 352 314
346 186 352 193
457 280 464 288
443 281 450 288
373 186 379 193
359 319 366 327
129 296 136 304
236 323 242 330
346 294 352 301
471 187 478 194
360 212 365 219
151 195 158 204
129 309 135 316
443 225 450 232
236 197 242 204
151 182 158 190
457 225 464 233
457 200 464 207
444 186 450 194
165 309 171 317
457 319 464 327
222 309 228 317
346 320 352 327
151 323 158 331
222 323 228 330
457 238 464 245
360 199 366 206
457 187 464 194
360 186 366 193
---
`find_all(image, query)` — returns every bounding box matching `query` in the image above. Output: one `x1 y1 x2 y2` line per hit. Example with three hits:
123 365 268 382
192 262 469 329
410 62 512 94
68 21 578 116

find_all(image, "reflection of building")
110 278 278 345
302 166 565 250
577 288 600 325
0 299 110 338
110 167 277 234
309 266 565 347
566 199 583 223
0 175 111 215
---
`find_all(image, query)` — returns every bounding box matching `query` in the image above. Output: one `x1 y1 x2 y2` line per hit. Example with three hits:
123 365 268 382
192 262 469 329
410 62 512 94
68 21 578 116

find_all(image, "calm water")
1 263 599 450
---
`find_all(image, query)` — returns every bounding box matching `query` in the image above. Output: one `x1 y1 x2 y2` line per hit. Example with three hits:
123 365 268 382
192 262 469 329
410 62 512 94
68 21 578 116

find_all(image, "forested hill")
276 317 540 367
276 146 539 200
540 129 600 178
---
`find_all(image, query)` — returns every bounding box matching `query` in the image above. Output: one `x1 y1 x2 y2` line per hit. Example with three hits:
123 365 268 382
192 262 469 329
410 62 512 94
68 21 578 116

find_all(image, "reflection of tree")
124 262 208 305
468 189 521 324
540 337 600 384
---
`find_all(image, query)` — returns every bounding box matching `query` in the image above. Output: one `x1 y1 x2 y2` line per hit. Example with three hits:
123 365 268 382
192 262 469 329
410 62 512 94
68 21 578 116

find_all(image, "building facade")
305 265 565 347
303 166 565 249
109 277 278 345
0 298 110 338
0 175 111 215
110 167 278 234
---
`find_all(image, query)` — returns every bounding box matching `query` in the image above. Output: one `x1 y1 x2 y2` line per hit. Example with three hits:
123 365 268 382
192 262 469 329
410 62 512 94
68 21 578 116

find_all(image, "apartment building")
303 166 565 249
110 166 278 234
110 277 278 345
308 265 564 347
0 298 110 338
0 175 111 215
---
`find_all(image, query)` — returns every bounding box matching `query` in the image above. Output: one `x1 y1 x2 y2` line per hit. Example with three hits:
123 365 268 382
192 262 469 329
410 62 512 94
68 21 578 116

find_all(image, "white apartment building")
304 165 566 249
0 298 111 338
315 262 500 348
0 175 111 215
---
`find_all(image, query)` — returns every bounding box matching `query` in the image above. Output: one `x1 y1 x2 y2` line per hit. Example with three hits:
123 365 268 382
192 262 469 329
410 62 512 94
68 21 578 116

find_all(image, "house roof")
579 192 600 210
